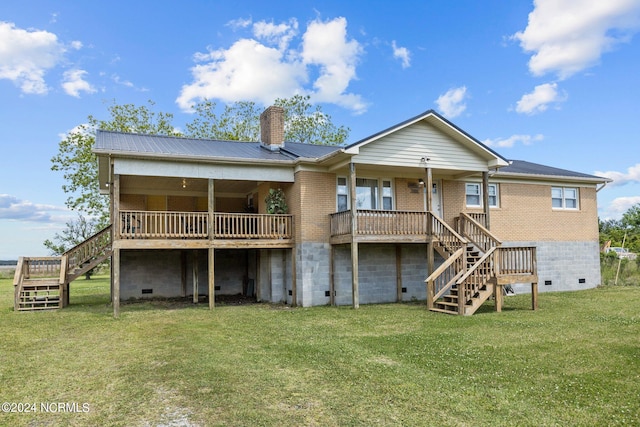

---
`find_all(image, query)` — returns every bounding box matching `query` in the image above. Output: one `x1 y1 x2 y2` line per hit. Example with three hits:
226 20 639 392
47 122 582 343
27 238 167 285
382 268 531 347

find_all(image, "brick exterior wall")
291 170 336 242
395 178 425 211
442 180 599 241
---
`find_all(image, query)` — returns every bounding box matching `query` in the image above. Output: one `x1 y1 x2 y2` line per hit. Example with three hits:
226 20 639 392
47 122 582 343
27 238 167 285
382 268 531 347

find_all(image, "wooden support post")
192 251 199 303
207 179 215 308
494 283 503 313
113 248 120 318
425 167 433 213
208 248 215 309
482 171 491 230
396 245 402 302
531 282 538 311
349 162 359 309
291 247 297 307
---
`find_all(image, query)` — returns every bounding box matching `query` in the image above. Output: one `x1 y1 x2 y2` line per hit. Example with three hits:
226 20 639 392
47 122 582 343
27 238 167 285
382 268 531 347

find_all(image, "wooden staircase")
14 225 112 311
426 213 537 316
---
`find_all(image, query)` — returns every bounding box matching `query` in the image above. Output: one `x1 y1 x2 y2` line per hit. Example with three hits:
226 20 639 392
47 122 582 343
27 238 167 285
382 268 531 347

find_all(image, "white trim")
551 186 580 210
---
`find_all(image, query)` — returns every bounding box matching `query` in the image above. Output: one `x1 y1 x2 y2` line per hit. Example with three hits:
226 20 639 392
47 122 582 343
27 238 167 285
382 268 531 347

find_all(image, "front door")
432 180 443 218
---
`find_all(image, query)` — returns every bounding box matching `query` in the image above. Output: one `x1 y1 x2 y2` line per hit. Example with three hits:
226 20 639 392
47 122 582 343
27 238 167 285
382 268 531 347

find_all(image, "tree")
599 203 640 253
275 95 349 145
184 95 350 145
44 214 99 278
51 100 179 227
185 100 261 141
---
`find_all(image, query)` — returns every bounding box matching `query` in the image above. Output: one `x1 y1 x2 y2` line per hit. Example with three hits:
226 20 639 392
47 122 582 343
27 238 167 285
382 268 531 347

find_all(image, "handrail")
63 225 112 273
13 257 25 287
458 212 501 253
457 246 496 284
425 248 466 308
430 213 466 254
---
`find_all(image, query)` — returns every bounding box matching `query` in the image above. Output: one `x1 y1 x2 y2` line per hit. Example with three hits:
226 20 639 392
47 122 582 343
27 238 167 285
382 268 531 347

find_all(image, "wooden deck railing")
495 246 537 276
120 211 209 239
118 210 293 240
213 213 292 239
330 210 428 236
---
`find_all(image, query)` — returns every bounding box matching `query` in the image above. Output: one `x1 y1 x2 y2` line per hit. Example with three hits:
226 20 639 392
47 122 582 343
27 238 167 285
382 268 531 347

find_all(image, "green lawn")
1 275 639 426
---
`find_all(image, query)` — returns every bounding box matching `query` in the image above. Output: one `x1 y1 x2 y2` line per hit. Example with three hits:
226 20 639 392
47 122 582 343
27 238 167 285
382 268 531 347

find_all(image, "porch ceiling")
120 176 259 197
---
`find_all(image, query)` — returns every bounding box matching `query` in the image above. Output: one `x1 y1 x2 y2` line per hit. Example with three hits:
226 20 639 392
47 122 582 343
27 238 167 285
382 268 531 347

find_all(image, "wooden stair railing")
63 225 113 283
13 225 113 312
14 257 65 311
457 212 501 253
430 213 466 257
426 248 465 312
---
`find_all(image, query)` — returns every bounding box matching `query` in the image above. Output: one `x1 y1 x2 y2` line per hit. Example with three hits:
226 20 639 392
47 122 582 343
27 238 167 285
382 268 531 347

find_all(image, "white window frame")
552 186 579 210
338 177 394 211
465 182 499 208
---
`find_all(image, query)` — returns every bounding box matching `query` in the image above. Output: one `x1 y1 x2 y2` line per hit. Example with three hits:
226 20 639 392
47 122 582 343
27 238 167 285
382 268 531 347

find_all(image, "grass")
1 275 639 426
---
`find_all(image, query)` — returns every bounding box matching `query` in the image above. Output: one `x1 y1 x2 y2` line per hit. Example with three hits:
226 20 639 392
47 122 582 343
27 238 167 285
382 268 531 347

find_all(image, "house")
13 106 610 315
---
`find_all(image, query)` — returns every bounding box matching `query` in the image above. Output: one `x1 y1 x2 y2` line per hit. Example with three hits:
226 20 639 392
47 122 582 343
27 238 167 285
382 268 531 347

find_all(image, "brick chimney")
260 106 285 151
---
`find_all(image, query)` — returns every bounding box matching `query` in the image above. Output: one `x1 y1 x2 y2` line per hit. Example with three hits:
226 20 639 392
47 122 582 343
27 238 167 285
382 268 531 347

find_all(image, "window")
337 177 349 211
356 178 379 209
466 183 481 207
488 184 499 208
338 177 393 210
552 187 578 210
382 180 393 210
465 183 499 208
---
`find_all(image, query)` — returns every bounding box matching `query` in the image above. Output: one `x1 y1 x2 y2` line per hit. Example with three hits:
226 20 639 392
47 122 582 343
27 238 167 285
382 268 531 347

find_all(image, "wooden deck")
330 209 429 244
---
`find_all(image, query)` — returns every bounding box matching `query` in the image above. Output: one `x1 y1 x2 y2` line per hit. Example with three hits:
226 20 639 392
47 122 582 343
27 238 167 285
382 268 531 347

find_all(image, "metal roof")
94 131 609 183
499 160 610 182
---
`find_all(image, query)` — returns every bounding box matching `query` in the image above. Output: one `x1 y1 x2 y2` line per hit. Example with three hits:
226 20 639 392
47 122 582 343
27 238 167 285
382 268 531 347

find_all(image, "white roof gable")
344 110 509 172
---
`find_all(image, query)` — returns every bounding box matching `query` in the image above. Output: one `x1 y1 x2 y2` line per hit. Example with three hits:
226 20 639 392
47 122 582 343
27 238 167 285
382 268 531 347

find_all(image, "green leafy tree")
185 100 261 141
51 100 179 227
44 214 99 279
185 95 350 145
275 95 349 145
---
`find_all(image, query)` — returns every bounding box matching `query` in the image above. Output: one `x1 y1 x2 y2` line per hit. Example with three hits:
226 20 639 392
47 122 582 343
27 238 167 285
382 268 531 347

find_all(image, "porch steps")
14 225 113 312
15 279 62 311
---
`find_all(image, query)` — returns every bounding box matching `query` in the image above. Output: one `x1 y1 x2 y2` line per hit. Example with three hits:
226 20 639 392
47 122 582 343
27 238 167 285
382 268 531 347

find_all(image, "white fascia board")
114 158 294 182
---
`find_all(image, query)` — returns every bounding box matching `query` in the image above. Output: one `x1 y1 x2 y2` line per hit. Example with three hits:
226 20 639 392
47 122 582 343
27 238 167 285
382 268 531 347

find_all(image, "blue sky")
1 0 640 259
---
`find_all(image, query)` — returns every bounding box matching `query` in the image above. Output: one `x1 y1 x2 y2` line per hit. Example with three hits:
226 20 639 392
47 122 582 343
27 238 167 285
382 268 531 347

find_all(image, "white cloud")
392 40 411 68
177 17 367 114
595 163 640 186
513 0 640 79
515 82 566 115
601 196 640 220
253 18 298 51
227 17 253 30
302 17 366 112
0 194 67 223
0 21 66 94
484 134 544 148
435 86 468 118
61 69 96 97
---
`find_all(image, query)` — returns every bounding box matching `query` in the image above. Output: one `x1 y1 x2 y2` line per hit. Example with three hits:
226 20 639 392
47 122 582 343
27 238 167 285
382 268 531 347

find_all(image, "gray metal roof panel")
281 141 342 158
499 160 608 181
95 130 297 161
